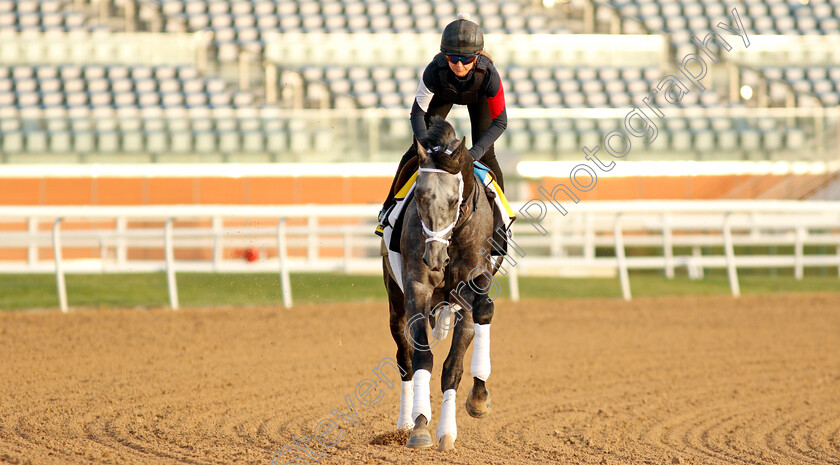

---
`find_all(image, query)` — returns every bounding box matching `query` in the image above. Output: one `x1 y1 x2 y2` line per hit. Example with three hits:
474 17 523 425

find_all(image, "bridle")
417 146 464 246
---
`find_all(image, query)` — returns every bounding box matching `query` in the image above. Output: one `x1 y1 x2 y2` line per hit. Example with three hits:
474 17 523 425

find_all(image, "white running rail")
0 201 839 310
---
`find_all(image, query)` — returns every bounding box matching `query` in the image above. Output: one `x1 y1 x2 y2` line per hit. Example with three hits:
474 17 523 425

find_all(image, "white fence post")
116 216 127 266
794 226 806 280
343 229 352 274
52 218 68 313
723 213 740 297
690 245 704 280
662 213 674 279
749 211 760 237
509 264 520 302
584 212 595 263
277 218 293 309
27 217 37 265
164 218 179 310
549 214 562 256
613 213 631 301
212 216 223 270
837 245 840 278
307 215 317 263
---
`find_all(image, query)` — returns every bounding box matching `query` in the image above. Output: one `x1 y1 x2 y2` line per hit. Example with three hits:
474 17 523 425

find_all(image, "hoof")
465 388 492 418
406 420 434 449
437 433 455 451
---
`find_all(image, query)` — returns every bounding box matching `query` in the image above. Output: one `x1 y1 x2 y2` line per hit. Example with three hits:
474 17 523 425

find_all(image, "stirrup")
374 203 395 237
378 203 396 227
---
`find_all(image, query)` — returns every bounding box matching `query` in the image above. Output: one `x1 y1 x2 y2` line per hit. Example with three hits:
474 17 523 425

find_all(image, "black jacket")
410 53 508 161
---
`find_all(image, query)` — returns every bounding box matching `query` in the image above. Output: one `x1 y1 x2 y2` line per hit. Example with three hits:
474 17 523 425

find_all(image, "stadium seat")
740 130 761 153
218 130 241 152
121 130 144 153
0 0 832 161
97 130 120 152
670 129 691 152
717 130 738 152
762 130 783 152
25 130 48 153
693 130 714 154
194 131 217 153
145 130 168 153
2 131 24 153
531 130 554 153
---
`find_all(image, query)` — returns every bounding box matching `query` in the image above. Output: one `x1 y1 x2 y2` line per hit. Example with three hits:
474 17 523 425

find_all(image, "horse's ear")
458 136 468 161
415 136 428 164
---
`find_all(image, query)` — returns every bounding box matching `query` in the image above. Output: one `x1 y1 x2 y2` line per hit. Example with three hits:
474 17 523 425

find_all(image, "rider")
377 14 508 229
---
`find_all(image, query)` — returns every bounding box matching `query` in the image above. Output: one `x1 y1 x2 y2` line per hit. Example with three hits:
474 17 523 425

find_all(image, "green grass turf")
0 269 837 311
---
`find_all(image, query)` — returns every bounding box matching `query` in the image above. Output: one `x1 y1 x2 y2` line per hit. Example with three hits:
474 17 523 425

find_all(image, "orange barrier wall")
0 174 780 206
0 177 393 205
531 174 778 201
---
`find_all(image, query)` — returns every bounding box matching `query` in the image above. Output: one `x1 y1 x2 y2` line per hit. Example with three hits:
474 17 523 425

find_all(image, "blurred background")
0 0 838 309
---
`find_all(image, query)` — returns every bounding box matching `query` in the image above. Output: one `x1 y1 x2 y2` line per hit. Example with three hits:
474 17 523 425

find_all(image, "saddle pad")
381 162 516 292
473 161 516 223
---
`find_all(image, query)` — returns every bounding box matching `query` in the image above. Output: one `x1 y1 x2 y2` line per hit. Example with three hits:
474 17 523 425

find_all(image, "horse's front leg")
436 306 474 451
383 267 414 431
404 281 435 449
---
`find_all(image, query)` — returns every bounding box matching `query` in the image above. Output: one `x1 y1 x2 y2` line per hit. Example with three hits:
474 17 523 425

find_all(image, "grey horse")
382 116 500 451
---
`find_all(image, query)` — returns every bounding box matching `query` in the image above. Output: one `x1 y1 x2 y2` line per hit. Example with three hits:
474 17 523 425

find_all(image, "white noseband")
417 167 464 245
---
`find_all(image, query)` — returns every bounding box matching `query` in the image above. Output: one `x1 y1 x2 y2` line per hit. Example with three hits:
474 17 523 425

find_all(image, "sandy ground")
1 294 839 465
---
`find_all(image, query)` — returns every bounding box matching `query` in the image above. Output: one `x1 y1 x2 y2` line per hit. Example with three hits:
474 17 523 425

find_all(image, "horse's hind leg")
384 271 414 430
436 307 474 451
466 294 493 418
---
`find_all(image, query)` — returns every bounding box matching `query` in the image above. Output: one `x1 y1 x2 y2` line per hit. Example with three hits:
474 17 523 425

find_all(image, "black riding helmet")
440 14 484 56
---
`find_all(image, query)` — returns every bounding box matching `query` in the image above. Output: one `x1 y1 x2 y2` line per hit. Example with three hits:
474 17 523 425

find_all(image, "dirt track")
1 294 839 465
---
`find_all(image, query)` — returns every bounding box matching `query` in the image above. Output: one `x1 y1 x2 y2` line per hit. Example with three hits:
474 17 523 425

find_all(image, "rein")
452 173 480 234
417 167 463 245
417 143 478 246
417 145 480 309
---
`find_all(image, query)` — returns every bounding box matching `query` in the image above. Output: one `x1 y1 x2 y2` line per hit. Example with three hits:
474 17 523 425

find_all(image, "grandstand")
0 0 838 200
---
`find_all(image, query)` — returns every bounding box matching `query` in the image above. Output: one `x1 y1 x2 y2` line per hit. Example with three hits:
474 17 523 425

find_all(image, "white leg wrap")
397 380 415 430
411 369 432 423
436 389 457 441
471 323 491 381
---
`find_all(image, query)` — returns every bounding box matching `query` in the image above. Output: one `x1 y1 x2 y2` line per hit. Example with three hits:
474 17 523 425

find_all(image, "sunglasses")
445 54 477 65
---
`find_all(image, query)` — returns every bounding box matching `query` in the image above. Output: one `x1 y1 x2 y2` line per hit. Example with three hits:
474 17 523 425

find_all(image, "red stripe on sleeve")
487 80 505 120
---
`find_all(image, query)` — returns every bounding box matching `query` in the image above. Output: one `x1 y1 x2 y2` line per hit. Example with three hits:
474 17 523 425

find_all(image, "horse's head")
414 118 468 272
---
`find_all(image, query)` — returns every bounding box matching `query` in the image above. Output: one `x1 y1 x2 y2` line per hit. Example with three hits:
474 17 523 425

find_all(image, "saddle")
379 159 515 291
393 156 419 197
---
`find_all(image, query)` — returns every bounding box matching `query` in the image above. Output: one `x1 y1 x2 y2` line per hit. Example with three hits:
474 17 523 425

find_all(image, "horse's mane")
421 116 461 175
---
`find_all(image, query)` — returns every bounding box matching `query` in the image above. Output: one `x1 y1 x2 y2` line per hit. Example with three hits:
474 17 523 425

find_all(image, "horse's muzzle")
423 244 450 271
